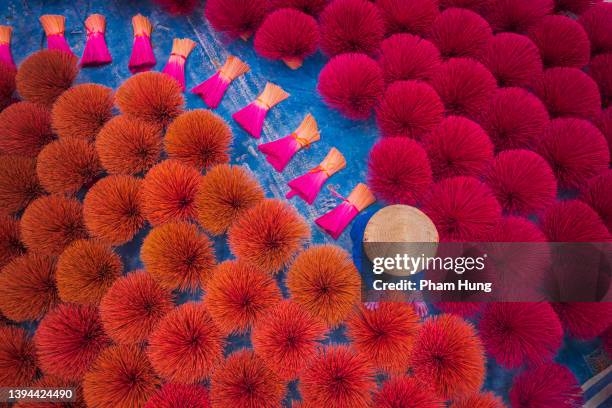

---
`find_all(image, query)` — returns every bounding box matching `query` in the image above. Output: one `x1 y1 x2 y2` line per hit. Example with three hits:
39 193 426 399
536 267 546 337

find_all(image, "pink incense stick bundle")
81 14 112 67
0 26 15 69
39 15 73 55
191 55 249 109
162 38 196 91
286 147 346 205
232 82 289 138
258 113 320 172
316 183 375 240
129 14 156 74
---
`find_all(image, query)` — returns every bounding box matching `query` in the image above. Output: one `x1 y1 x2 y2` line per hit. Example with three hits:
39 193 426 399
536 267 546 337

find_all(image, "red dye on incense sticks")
191 55 249 109
145 383 209 408
541 200 610 242
286 147 346 204
589 53 612 106
423 116 494 181
484 0 553 33
116 71 184 129
83 344 160 408
0 26 15 69
439 0 491 13
412 314 485 399
287 245 361 327
148 302 223 383
552 303 612 340
376 80 444 139
300 345 375 408
36 138 102 195
95 115 162 175
81 14 111 67
0 62 15 110
480 33 543 88
251 300 326 380
317 53 384 120
535 67 601 119
0 253 59 322
0 102 54 157
39 15 73 55
581 170 612 231
204 260 281 335
509 363 583 408
479 87 549 151
258 113 320 172
141 221 215 291
594 107 612 159
347 302 420 374
268 0 329 16
141 159 200 225
162 38 196 91
205 0 267 40
485 149 557 215
83 175 145 245
0 155 43 215
374 376 444 408
319 0 384 57
165 109 232 171
554 0 602 14
100 271 173 345
233 82 289 138
376 0 439 37
378 33 441 84
0 216 25 269
528 16 590 69
431 58 496 121
0 326 37 387
129 14 156 73
15 50 78 107
20 195 87 256
537 118 608 189
228 199 310 274
254 8 319 69
429 8 492 60
35 303 111 381
450 392 506 408
421 176 502 241
367 137 433 205
480 302 563 369
195 164 264 235
316 183 375 239
210 350 284 408
153 0 198 15
579 2 612 55
434 302 483 318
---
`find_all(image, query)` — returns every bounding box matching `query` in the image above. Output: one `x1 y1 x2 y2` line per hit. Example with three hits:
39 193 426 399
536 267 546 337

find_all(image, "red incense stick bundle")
191 55 249 109
286 147 346 205
316 183 375 240
232 82 289 138
129 14 156 74
39 15 73 55
162 38 196 91
81 14 111 67
258 113 320 172
0 26 15 69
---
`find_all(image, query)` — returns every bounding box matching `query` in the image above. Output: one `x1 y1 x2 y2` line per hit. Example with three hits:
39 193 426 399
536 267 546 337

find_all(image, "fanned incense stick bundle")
39 15 73 55
258 113 320 172
232 82 289 138
129 14 156 74
0 26 15 69
81 14 111 67
316 183 375 239
162 38 196 91
286 147 346 205
192 55 249 109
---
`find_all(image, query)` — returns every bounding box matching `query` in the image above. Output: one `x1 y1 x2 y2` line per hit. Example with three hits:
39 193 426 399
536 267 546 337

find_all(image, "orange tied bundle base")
232 82 289 138
39 15 73 55
316 183 376 240
81 14 111 67
286 147 346 205
129 14 156 74
0 26 15 68
162 38 196 91
192 55 249 109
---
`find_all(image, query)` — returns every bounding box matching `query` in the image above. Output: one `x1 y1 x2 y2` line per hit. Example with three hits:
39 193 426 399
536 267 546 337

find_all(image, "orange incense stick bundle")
39 15 73 55
192 55 249 109
316 183 376 239
81 14 111 67
162 38 196 91
232 82 289 138
129 14 156 74
286 147 346 204
0 26 15 69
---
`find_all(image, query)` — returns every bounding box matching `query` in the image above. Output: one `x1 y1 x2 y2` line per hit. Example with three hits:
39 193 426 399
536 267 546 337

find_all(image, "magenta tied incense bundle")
233 82 289 138
129 14 155 74
81 14 111 67
162 38 196 91
0 26 15 69
258 113 320 172
286 147 346 205
192 55 249 109
316 183 375 240
39 15 73 55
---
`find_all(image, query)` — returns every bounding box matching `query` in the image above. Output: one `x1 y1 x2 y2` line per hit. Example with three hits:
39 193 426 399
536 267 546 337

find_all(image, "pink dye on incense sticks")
81 14 112 67
39 15 73 55
192 55 249 109
258 113 320 172
0 26 15 69
286 147 346 205
233 82 289 139
129 14 156 74
162 38 196 91
316 183 376 240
